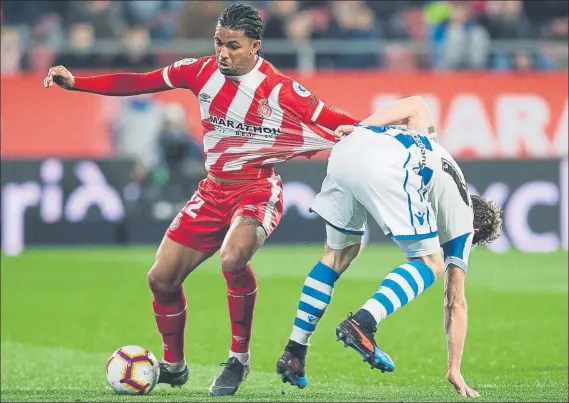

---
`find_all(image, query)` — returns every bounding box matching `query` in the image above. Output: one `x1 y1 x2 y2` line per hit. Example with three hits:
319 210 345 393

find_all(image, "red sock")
152 286 187 363
222 265 257 353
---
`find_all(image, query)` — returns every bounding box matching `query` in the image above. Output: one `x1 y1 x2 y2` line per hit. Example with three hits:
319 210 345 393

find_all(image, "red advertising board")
1 72 567 159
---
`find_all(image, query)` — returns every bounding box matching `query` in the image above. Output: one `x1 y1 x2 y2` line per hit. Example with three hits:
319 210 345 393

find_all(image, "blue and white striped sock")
290 262 339 345
361 260 436 324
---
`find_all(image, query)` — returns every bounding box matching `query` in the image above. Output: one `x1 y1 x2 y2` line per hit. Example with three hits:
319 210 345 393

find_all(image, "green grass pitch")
1 245 567 402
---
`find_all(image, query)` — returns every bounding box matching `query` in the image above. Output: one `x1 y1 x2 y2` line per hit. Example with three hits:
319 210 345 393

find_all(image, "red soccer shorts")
166 176 284 255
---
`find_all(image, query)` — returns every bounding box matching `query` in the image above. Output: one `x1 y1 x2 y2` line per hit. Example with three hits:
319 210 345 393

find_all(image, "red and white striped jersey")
161 55 340 180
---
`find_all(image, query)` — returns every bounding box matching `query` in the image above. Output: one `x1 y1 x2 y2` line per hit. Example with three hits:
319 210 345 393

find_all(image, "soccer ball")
106 345 160 395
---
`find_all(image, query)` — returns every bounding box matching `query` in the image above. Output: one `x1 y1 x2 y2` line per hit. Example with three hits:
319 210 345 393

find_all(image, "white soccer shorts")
310 128 440 258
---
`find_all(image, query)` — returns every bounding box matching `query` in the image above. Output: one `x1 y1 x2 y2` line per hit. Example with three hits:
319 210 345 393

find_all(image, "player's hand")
44 66 75 90
446 370 480 398
334 125 355 140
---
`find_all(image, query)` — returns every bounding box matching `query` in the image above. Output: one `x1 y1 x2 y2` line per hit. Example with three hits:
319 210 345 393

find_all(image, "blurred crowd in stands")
1 0 568 74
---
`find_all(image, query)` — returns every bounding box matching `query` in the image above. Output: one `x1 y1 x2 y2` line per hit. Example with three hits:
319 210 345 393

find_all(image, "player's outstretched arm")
444 264 480 398
359 95 435 133
43 65 171 96
281 80 359 135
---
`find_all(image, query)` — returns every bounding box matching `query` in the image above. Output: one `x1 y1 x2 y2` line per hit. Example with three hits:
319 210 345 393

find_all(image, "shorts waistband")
204 175 281 190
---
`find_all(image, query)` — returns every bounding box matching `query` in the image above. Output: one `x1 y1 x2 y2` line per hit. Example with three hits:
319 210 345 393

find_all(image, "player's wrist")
67 75 77 89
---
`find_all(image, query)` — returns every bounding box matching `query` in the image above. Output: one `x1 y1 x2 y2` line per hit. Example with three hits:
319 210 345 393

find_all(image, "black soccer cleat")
276 350 308 389
209 357 250 396
157 361 189 387
336 314 395 373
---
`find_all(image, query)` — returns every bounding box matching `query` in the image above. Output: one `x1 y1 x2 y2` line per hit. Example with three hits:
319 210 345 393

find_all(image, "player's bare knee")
147 265 180 293
320 244 361 275
220 246 250 272
221 216 266 272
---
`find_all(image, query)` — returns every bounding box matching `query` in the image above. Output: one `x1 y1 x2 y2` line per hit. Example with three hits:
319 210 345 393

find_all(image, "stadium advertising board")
274 158 568 253
1 72 567 160
1 158 566 255
1 159 134 255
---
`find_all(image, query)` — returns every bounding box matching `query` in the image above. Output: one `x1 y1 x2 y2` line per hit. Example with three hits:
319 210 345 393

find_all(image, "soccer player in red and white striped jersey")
44 3 359 396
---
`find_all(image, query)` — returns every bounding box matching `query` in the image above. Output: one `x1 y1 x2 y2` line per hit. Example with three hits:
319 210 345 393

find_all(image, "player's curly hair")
218 3 264 43
471 194 503 246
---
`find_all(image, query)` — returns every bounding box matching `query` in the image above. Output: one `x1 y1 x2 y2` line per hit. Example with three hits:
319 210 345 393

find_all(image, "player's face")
214 26 261 76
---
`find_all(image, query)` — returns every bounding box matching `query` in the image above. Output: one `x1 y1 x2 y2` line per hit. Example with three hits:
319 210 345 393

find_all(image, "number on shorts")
441 158 470 206
185 196 205 218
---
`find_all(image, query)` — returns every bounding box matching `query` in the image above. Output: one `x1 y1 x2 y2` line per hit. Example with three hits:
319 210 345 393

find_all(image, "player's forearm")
444 298 468 371
72 69 170 96
314 105 359 130
359 96 434 132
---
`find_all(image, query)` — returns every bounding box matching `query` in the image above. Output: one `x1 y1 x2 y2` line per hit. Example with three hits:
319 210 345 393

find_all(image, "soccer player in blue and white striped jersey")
276 96 502 398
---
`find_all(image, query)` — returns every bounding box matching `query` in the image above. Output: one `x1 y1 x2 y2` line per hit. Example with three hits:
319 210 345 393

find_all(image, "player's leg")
209 177 284 396
277 232 362 388
337 250 444 372
150 180 226 386
148 236 211 385
289 238 362 348
277 173 367 388
333 134 442 371
221 215 265 360
207 215 265 396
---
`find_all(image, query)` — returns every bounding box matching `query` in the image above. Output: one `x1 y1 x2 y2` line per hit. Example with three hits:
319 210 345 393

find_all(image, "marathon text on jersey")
209 115 282 138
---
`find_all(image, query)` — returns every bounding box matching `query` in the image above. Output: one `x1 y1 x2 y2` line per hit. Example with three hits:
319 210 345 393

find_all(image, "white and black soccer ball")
106 345 160 395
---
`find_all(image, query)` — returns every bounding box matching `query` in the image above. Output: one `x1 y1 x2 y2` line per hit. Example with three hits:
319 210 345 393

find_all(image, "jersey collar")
225 56 263 81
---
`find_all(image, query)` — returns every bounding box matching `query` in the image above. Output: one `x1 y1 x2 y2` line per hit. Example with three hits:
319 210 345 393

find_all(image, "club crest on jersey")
257 99 272 118
293 81 311 97
174 58 196 68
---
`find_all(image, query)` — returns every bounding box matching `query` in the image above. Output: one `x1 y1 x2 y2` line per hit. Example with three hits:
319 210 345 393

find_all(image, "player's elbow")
406 95 429 116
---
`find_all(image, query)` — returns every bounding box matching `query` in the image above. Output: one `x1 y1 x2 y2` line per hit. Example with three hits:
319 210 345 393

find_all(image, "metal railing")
30 38 569 73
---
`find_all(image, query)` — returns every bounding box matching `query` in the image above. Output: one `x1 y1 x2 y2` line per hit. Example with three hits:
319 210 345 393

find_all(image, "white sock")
229 350 250 365
163 358 186 372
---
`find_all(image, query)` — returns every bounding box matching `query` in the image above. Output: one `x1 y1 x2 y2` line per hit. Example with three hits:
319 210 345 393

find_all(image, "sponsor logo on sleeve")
174 58 197 68
293 81 311 98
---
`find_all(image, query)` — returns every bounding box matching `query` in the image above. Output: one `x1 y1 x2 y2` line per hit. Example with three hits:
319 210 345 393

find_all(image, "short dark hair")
217 3 264 41
471 194 502 246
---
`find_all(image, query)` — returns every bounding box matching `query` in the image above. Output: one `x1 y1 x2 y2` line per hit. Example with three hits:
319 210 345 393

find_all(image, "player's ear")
251 39 261 55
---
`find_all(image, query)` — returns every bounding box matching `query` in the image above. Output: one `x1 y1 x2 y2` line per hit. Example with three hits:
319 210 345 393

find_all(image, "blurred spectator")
176 1 228 39
66 0 126 40
263 1 299 39
286 10 314 46
1 26 26 74
324 1 381 69
367 0 427 39
481 1 533 39
524 0 568 38
265 2 311 69
481 1 536 71
513 51 534 72
30 12 65 46
110 26 156 71
542 16 569 39
157 103 205 201
112 94 164 185
1 0 66 26
383 43 418 71
53 21 108 69
122 0 185 42
431 1 490 70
